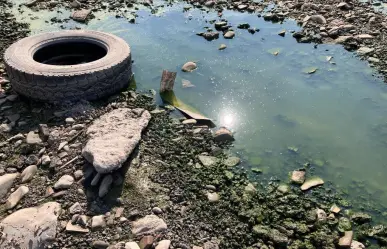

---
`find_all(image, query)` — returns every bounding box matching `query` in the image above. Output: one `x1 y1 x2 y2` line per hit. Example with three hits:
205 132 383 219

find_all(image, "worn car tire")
4 30 132 102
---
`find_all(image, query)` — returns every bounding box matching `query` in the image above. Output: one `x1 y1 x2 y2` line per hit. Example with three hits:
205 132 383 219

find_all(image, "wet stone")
291 170 305 184
339 231 353 247
224 156 240 167
223 31 235 39
207 192 220 202
301 176 324 190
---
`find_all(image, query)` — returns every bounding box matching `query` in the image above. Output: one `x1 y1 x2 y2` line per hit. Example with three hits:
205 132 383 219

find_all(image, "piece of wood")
160 70 176 93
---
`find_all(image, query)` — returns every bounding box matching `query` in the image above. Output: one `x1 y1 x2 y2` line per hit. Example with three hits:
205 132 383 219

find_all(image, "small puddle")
12 1 387 216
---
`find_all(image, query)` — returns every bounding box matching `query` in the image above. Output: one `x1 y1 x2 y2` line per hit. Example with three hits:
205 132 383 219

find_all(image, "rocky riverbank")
2 0 387 248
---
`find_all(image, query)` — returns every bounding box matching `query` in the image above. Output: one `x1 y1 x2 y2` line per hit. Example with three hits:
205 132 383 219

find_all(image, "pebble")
182 62 197 72
291 170 305 184
65 117 75 124
26 131 42 144
277 184 290 193
6 186 29 209
58 141 68 151
0 123 13 132
207 192 220 202
330 204 341 214
182 119 197 125
152 207 163 214
206 185 216 191
69 202 83 214
351 240 365 249
41 155 51 166
92 240 110 249
223 31 235 39
278 30 286 36
219 44 227 50
54 175 74 189
301 176 324 190
74 170 84 180
20 165 38 183
72 124 85 130
91 215 106 230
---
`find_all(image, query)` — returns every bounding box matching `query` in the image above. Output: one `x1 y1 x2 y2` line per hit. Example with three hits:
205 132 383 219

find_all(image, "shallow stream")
12 1 387 216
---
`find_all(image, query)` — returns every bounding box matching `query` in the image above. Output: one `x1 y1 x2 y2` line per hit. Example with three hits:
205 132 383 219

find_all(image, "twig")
68 130 84 144
58 156 79 170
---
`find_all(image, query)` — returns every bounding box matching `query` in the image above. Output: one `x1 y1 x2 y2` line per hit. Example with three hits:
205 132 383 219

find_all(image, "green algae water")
12 1 387 215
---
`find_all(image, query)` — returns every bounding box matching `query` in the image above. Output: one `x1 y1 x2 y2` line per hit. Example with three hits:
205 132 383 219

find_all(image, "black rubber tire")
3 30 132 102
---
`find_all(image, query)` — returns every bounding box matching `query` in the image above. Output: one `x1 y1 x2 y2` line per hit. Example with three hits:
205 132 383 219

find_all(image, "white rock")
82 108 151 173
99 174 113 197
91 215 106 230
72 124 85 130
0 202 61 249
156 240 171 249
69 202 83 214
58 141 68 151
6 186 29 209
207 192 220 202
132 215 167 236
181 62 197 72
54 175 74 189
357 47 374 55
224 31 235 39
125 242 141 249
0 173 19 198
26 131 42 144
65 117 75 124
73 170 83 180
41 155 51 166
21 165 38 183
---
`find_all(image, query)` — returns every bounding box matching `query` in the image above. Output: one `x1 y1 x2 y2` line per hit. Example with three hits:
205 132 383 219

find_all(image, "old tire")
4 30 132 102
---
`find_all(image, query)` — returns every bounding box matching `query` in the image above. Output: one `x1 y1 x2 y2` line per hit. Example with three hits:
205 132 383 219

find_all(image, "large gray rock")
0 173 19 198
0 202 61 249
82 108 151 173
132 215 167 236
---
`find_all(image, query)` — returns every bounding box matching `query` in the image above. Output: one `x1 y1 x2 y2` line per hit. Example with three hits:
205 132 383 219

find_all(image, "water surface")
12 1 387 214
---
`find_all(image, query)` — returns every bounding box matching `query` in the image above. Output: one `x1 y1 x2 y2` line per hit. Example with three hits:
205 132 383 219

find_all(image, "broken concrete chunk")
71 9 91 22
82 108 151 173
301 176 324 190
